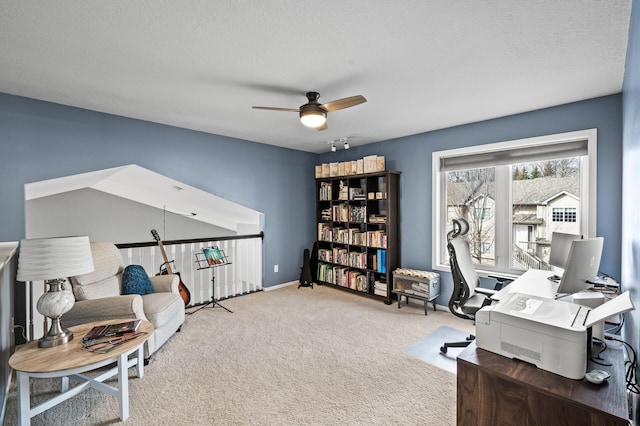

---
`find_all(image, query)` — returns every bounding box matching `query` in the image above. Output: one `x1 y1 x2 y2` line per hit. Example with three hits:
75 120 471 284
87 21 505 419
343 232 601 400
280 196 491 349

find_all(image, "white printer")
475 291 633 380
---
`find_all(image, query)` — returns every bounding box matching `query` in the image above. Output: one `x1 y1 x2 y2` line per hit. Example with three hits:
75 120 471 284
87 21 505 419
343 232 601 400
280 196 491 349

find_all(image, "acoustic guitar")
151 229 191 306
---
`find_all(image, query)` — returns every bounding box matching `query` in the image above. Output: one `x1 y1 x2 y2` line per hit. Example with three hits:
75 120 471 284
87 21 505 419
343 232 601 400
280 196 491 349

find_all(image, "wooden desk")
457 341 629 426
10 319 153 425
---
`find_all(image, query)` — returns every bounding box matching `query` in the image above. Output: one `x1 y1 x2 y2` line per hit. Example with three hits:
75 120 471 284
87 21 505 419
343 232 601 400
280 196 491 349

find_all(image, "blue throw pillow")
122 265 153 295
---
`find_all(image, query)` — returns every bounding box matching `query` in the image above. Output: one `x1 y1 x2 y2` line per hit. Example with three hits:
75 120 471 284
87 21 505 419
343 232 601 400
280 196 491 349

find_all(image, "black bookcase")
315 171 400 304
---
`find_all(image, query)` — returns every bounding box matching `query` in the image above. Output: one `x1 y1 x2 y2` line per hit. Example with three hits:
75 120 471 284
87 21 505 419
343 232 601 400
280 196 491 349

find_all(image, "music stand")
190 247 233 314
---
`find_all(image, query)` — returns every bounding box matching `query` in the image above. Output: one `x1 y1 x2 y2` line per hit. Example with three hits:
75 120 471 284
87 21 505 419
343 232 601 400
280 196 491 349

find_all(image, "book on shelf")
373 279 388 296
349 187 365 200
319 182 332 200
349 205 366 223
338 180 349 200
320 208 332 221
369 214 386 224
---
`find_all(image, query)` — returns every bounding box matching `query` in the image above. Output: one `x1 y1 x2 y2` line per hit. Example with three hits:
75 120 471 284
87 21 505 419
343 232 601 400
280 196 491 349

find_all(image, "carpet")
405 325 471 374
3 285 475 426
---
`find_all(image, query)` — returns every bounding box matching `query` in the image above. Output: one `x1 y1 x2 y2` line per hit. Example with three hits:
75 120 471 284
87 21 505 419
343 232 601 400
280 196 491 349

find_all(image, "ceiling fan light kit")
300 107 327 128
253 91 366 132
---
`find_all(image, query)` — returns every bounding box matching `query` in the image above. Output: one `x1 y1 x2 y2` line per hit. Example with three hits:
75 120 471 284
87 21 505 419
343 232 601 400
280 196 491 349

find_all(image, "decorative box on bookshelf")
314 170 400 304
315 156 385 178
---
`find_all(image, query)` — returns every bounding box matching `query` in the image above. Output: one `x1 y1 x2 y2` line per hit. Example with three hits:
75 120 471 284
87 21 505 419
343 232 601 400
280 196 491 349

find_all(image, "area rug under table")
405 325 471 374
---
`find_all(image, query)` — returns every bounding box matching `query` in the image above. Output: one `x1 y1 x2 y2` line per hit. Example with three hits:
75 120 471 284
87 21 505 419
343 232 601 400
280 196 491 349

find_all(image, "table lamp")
17 236 94 347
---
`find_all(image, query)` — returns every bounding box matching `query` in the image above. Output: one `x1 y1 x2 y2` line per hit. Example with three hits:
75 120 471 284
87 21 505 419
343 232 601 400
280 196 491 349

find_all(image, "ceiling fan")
252 91 366 131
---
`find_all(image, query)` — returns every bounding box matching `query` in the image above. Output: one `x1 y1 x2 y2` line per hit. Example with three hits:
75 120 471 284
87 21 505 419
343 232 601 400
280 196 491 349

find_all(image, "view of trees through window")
447 168 496 265
446 157 581 271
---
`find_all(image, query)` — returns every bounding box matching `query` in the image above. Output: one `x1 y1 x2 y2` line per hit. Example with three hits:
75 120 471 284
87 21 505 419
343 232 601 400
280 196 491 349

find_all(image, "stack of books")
373 280 387 296
82 319 144 354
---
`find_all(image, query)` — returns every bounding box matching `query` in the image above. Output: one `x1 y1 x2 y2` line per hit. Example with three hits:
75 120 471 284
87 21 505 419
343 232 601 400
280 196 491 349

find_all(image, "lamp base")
38 316 74 347
36 279 76 348
38 326 73 348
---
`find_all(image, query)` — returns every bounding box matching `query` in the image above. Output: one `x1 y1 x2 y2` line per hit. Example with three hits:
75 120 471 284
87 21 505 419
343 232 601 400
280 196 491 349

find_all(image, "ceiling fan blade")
252 106 300 112
321 95 367 112
316 122 327 131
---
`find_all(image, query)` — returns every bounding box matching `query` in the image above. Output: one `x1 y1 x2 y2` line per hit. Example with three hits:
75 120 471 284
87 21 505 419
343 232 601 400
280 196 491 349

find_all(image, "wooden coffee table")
9 319 153 425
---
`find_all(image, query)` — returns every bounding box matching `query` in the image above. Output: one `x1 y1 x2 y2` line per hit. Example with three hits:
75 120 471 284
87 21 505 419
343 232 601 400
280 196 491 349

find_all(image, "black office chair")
440 218 501 354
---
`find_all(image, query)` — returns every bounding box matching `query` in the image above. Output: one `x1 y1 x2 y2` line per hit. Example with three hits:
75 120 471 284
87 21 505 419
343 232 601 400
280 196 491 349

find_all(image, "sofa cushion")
73 275 122 301
141 292 184 329
122 265 154 295
72 242 124 285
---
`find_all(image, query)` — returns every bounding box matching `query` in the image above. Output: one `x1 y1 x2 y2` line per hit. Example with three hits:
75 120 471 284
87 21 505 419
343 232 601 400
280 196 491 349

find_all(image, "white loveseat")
62 241 185 360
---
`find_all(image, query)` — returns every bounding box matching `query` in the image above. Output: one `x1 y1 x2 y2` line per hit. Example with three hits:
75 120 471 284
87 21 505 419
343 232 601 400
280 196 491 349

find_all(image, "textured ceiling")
0 1 632 153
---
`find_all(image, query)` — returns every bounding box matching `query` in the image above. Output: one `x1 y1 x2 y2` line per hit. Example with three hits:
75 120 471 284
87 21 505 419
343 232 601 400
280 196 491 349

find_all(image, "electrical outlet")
274 264 279 273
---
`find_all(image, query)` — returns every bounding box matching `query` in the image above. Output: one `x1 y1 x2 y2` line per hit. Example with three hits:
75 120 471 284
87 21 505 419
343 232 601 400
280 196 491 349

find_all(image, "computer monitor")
556 237 604 295
549 231 582 270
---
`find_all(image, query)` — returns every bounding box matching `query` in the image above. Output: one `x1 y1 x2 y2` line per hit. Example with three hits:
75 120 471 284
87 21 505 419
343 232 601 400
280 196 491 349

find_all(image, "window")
552 208 564 222
473 241 492 254
552 207 577 223
474 207 491 221
432 129 596 276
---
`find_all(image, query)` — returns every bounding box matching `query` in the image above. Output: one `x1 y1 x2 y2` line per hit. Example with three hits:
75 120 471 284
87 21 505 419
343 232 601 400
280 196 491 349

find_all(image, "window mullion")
494 165 511 272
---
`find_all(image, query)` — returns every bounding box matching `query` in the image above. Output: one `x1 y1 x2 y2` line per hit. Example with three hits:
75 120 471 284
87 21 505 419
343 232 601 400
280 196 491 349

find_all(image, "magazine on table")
82 331 146 354
83 319 142 342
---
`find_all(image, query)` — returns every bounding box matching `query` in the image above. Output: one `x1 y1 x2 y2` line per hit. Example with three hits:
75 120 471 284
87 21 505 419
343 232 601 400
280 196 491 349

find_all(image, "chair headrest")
447 218 469 242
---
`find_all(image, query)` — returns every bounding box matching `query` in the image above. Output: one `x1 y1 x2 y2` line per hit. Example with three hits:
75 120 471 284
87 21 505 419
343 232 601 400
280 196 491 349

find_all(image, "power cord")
12 324 27 342
590 337 612 366
605 313 625 336
606 335 640 394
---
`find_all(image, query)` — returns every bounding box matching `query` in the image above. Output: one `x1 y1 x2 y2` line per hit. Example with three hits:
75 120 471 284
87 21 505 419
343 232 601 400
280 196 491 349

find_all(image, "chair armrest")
149 274 179 293
63 295 147 328
475 287 498 297
488 275 514 291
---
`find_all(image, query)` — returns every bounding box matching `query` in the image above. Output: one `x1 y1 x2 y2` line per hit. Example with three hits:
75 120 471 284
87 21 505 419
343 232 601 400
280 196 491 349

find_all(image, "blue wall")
0 91 624 297
321 95 623 304
622 0 640 419
0 93 318 287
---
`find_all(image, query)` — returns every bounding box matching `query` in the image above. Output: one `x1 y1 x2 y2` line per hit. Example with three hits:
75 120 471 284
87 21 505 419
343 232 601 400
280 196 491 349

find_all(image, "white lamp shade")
17 236 94 282
300 111 327 128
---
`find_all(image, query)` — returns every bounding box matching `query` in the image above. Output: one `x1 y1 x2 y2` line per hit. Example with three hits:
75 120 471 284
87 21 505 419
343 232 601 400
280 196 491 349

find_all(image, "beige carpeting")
3 284 474 426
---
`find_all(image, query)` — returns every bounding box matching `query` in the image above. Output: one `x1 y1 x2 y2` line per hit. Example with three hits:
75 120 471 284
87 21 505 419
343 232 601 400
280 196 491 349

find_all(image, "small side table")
9 319 153 425
392 269 440 315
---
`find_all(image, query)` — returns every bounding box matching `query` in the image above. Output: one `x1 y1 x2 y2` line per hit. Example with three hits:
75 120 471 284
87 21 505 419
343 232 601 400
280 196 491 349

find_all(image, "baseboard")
264 281 298 292
435 303 449 312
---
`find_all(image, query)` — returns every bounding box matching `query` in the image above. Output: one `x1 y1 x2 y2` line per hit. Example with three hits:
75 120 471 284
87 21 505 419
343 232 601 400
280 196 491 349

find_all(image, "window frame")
431 128 597 277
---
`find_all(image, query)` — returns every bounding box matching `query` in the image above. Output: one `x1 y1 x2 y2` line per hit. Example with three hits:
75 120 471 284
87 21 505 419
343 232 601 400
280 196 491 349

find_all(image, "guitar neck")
157 241 174 274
